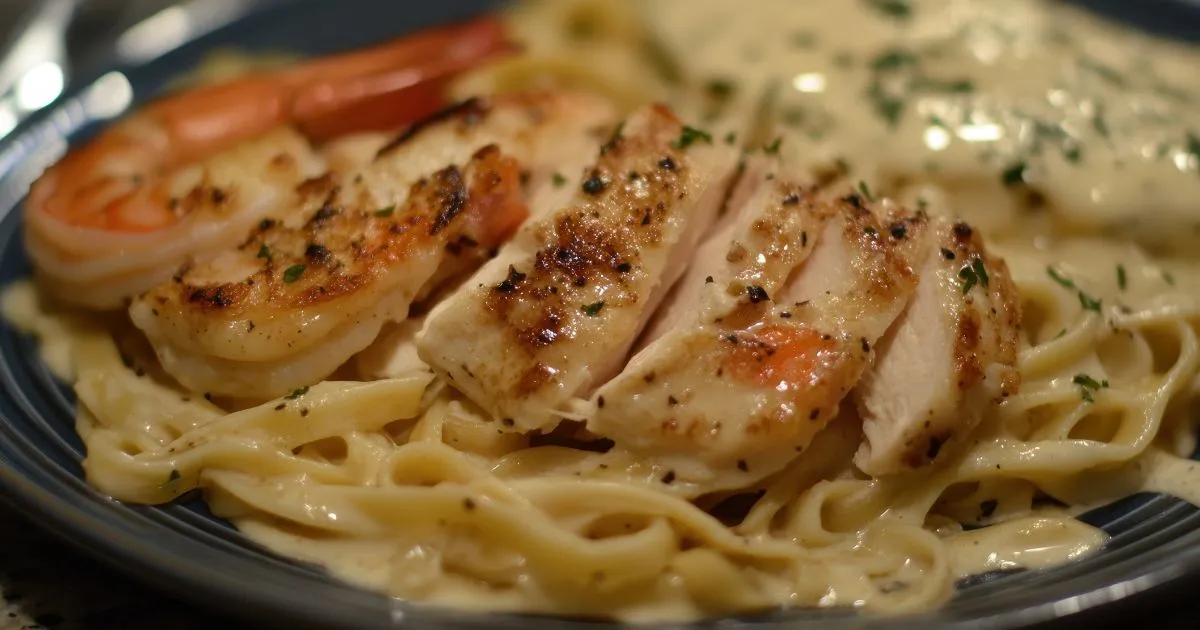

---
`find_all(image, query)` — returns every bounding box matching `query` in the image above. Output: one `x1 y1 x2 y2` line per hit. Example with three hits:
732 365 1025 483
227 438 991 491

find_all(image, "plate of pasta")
2 0 1200 628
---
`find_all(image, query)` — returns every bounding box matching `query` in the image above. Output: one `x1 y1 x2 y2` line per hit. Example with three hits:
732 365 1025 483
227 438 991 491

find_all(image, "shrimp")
25 17 513 309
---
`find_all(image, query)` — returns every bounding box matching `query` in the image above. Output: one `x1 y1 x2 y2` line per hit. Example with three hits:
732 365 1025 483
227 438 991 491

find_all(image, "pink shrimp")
25 17 514 309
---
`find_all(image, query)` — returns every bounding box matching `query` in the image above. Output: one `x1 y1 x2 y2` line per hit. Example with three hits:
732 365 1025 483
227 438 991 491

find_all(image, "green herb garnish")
552 172 567 188
959 258 989 294
1073 373 1108 402
285 386 310 400
600 121 625 155
706 78 736 99
374 204 396 218
256 244 271 261
763 137 783 155
581 301 605 316
858 180 875 202
283 264 306 284
1002 162 1027 187
864 0 912 19
1078 292 1102 312
1117 264 1127 291
724 131 738 146
672 125 712 150
871 48 918 71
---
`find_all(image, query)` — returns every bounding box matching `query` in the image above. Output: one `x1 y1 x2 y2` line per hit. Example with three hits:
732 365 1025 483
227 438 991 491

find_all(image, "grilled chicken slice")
854 218 1020 475
130 92 617 399
418 104 742 431
588 184 923 483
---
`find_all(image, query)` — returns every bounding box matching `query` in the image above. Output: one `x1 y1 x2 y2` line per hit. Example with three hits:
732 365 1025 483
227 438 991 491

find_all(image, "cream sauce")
644 0 1200 252
947 516 1107 576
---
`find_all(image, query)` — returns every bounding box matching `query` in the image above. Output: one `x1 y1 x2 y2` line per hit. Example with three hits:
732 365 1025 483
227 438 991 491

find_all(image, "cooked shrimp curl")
25 18 513 310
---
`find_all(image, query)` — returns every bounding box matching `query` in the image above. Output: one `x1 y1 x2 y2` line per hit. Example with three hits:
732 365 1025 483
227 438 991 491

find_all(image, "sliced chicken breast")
130 92 617 399
588 184 923 483
418 104 742 431
854 217 1020 475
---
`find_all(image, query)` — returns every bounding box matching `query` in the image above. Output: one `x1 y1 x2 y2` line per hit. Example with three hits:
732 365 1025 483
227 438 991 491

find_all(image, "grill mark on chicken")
480 108 691 360
418 102 737 431
855 211 1021 475
588 181 920 480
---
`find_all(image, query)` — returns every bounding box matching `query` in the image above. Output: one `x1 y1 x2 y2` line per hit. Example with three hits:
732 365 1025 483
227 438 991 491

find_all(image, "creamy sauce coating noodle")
6 0 1200 621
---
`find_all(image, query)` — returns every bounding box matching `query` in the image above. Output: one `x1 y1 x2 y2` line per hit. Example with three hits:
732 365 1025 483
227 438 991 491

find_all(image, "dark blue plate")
1 1 1199 628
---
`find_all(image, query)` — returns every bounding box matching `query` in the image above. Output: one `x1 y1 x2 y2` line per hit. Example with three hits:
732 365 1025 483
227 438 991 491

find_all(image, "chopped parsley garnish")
672 125 713 150
706 78 736 99
552 172 567 188
790 31 817 48
600 121 625 155
1047 266 1102 312
256 244 271 260
866 80 905 127
1163 270 1176 286
1185 132 1200 171
285 386 310 400
1002 162 1027 187
1117 264 1127 291
282 264 305 284
871 48 918 71
911 76 975 94
1047 266 1076 290
1078 57 1126 87
1093 108 1111 139
1072 373 1108 403
374 204 396 218
864 0 912 19
857 180 875 202
581 301 605 316
724 131 738 146
763 137 783 155
1063 144 1082 164
959 258 989 295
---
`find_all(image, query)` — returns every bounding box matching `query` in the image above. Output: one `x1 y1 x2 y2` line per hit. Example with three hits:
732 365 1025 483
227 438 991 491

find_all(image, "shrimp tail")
291 17 519 140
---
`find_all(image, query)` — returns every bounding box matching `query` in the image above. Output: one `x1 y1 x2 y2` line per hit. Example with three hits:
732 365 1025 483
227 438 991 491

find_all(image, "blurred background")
0 0 270 143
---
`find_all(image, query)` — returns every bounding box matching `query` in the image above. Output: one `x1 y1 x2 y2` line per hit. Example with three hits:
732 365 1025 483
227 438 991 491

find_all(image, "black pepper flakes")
661 470 677 484
463 498 476 511
736 460 749 472
495 265 526 293
667 395 679 406
746 285 770 303
582 172 608 195
979 499 999 519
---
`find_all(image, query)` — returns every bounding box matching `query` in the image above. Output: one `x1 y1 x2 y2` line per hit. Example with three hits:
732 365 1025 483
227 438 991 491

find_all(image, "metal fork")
0 0 80 139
